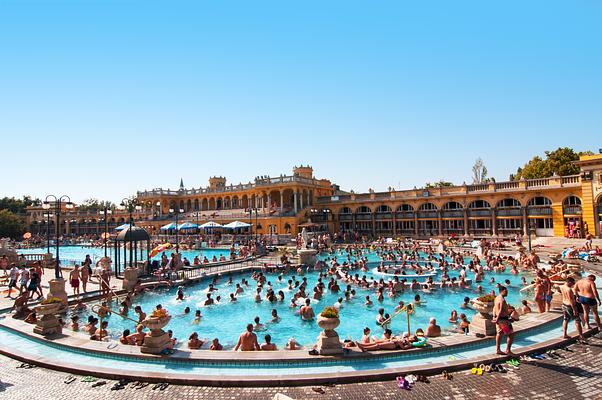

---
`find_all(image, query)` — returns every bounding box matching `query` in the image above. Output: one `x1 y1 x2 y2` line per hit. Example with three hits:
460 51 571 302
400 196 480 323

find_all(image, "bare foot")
563 335 570 339
505 351 516 356
496 351 506 356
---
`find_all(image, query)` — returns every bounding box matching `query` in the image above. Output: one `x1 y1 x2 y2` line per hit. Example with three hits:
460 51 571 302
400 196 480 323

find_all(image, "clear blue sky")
1 0 600 203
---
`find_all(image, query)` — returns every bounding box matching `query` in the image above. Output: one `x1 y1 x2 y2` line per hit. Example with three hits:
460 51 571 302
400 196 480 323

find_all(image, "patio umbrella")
223 221 251 229
177 222 199 230
115 223 131 231
160 222 177 230
200 221 223 229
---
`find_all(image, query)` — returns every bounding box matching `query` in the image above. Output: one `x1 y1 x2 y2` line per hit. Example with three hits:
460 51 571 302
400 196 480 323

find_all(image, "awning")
223 221 251 229
160 222 177 230
200 221 223 229
177 222 199 230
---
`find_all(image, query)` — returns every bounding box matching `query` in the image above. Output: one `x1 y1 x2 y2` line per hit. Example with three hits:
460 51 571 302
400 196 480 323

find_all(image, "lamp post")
120 198 142 269
169 207 184 253
528 220 536 252
44 211 54 254
98 207 113 258
248 207 258 244
322 209 331 233
43 195 74 279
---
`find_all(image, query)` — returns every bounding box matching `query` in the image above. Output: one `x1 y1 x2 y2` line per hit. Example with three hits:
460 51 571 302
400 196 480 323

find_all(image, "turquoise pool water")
74 255 529 349
17 245 234 268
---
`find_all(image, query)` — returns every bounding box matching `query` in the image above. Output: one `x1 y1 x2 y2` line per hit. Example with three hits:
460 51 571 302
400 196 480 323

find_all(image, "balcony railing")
563 206 582 215
527 207 552 216
315 175 581 205
497 208 523 217
441 210 464 218
468 209 491 217
137 175 329 198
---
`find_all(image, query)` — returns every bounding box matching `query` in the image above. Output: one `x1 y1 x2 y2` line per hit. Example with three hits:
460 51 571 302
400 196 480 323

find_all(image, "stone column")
300 192 304 209
294 191 298 213
267 194 272 210
522 207 529 237
491 209 497 236
464 209 469 236
437 211 443 236
280 191 284 214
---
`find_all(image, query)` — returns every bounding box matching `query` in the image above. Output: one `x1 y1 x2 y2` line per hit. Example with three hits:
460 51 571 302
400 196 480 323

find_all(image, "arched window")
497 198 521 208
468 200 491 209
375 205 393 213
418 202 437 211
396 204 414 212
528 197 552 206
563 196 581 206
355 206 372 214
443 201 463 210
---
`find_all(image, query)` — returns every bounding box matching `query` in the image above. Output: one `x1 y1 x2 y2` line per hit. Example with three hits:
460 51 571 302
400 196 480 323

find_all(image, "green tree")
0 209 26 239
425 180 454 188
78 198 115 212
0 196 41 214
513 147 594 180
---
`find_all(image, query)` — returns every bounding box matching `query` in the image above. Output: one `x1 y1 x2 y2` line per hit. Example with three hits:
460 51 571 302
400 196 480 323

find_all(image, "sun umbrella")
115 223 131 231
223 221 251 229
177 222 199 230
200 221 223 229
160 222 177 230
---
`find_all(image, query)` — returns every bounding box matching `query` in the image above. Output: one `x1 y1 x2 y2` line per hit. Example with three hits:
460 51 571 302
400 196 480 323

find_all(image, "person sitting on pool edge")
234 324 260 351
426 318 441 337
210 338 223 350
188 332 204 349
260 334 277 350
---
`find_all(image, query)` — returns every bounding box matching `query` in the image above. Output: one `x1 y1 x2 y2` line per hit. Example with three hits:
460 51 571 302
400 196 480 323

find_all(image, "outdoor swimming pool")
75 254 530 348
17 245 234 268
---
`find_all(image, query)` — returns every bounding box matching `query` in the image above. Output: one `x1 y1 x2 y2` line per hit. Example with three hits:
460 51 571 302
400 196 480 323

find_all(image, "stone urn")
33 302 63 336
316 313 343 355
140 315 171 355
472 298 494 317
122 267 139 291
470 297 496 336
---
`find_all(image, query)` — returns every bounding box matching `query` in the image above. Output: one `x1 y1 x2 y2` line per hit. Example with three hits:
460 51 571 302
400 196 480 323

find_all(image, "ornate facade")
24 155 602 238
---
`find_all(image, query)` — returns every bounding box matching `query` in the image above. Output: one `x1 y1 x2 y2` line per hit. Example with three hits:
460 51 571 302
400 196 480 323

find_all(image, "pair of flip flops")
111 379 130 391
442 370 453 380
64 375 77 384
506 359 520 368
152 382 169 391
16 363 36 369
131 381 150 390
91 381 107 388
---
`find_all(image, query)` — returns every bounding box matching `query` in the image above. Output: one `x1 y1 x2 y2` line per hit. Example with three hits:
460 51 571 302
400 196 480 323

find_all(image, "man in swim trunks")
69 265 81 297
492 286 514 356
574 275 601 329
560 277 584 340
234 324 260 351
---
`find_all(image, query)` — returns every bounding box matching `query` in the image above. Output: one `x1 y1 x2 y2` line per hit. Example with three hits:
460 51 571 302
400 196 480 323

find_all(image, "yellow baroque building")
133 156 602 239
24 156 602 239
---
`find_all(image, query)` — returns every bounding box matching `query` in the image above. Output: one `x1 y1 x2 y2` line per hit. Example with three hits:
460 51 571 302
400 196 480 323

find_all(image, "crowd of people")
3 233 601 356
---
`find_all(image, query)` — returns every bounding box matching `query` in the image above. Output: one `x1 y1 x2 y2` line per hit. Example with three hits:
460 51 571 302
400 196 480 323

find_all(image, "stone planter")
140 315 171 355
470 299 495 336
316 316 342 355
298 249 317 266
317 315 340 331
472 299 494 317
122 267 139 291
33 303 62 336
48 279 68 307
